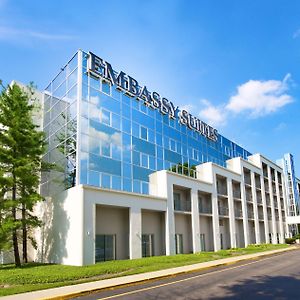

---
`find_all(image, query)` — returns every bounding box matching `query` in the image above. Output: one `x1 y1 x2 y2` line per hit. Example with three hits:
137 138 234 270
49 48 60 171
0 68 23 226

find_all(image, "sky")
0 0 300 172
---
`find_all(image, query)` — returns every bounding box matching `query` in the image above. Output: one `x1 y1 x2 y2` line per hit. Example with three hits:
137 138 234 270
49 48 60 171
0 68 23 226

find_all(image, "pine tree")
0 81 46 266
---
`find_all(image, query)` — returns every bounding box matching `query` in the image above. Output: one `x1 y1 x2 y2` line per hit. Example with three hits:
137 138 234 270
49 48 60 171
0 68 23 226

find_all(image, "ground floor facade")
29 154 290 266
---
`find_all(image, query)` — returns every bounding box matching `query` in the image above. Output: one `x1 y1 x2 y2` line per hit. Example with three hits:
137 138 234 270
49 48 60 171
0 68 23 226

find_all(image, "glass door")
95 234 116 262
142 234 154 257
175 234 183 254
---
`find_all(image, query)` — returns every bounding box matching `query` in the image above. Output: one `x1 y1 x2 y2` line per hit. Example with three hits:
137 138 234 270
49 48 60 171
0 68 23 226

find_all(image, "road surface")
73 249 300 300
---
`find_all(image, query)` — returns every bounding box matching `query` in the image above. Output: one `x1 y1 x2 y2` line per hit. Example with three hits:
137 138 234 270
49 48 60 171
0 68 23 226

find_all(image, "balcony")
246 193 252 202
248 211 254 219
174 199 191 212
235 209 243 218
218 205 229 216
257 197 263 205
233 192 241 199
199 205 212 214
217 187 228 197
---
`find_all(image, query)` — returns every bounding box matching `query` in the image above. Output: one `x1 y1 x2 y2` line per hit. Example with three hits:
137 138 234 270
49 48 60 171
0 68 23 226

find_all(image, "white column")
129 206 142 259
212 175 221 251
281 173 289 237
165 183 176 255
275 171 284 243
227 179 236 248
191 188 201 253
251 172 261 244
260 175 270 243
268 166 278 244
241 177 250 247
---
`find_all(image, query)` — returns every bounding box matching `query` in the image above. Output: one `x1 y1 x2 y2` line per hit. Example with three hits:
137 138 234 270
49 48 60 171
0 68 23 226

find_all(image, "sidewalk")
2 246 297 300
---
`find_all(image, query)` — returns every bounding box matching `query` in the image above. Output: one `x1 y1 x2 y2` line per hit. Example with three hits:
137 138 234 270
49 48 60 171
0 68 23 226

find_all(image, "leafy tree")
0 81 46 266
170 162 197 178
55 113 77 189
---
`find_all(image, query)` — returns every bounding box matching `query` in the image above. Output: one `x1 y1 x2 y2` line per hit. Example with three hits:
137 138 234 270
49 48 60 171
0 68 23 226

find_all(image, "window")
142 234 154 257
173 192 181 211
140 126 148 140
193 149 199 161
169 118 175 128
140 103 148 114
141 153 149 168
101 173 111 189
100 108 111 126
175 234 183 254
102 81 111 95
101 143 111 157
169 138 176 152
95 234 116 262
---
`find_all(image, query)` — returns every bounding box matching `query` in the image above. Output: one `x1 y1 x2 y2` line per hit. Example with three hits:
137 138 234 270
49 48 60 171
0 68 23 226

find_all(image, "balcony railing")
258 213 264 220
199 205 212 214
246 193 252 202
218 206 229 216
233 192 241 199
217 188 228 196
235 209 243 218
248 211 254 219
174 201 191 212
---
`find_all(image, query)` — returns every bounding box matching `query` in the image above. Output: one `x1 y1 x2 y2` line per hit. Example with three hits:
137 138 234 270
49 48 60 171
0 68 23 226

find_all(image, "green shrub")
285 238 296 244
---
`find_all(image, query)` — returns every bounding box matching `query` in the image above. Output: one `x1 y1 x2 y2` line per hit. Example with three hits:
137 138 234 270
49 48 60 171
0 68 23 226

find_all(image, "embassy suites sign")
87 52 218 142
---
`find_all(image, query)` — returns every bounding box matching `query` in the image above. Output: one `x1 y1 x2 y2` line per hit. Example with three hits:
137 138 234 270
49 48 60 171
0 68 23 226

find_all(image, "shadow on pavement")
213 274 300 299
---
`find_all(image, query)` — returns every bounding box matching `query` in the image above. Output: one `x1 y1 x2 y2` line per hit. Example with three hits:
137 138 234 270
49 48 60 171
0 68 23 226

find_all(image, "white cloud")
226 74 293 117
198 99 227 127
180 104 195 114
0 26 76 41
274 122 287 131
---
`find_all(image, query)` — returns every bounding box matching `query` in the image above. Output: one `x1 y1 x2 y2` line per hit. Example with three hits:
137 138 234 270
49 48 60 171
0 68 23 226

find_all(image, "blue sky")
0 0 300 172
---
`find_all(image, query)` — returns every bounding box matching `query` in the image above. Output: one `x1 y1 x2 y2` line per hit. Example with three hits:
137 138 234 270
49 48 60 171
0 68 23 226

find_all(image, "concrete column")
212 175 221 251
129 206 142 259
191 188 201 253
251 172 261 244
165 183 176 255
268 166 278 244
275 171 284 243
281 173 289 237
227 178 237 248
260 174 270 243
241 176 250 247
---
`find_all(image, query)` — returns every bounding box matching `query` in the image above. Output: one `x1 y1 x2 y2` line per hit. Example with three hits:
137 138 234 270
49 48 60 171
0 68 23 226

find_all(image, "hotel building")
2 50 299 265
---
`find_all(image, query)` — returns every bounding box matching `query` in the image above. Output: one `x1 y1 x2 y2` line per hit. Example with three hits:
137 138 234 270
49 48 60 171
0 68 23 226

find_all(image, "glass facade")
42 50 252 196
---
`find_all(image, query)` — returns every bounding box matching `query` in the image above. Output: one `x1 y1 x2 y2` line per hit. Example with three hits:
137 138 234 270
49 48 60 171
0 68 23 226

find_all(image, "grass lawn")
0 244 290 297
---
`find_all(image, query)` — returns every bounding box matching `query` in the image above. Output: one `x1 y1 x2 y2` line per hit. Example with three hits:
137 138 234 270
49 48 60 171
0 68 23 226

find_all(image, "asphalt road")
73 249 300 300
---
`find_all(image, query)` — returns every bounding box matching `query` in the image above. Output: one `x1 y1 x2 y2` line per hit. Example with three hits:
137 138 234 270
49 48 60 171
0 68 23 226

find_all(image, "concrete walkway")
2 246 297 300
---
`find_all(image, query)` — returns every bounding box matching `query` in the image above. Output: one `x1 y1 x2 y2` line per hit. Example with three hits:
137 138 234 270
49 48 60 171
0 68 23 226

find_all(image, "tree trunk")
22 203 27 263
12 208 21 267
12 182 21 267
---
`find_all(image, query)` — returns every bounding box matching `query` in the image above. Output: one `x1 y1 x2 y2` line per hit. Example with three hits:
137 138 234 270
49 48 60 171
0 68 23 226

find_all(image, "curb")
1 246 297 300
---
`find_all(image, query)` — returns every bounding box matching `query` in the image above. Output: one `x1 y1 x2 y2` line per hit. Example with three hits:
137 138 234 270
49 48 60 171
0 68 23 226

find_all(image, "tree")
55 113 77 189
0 81 46 266
170 162 197 178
